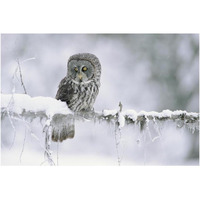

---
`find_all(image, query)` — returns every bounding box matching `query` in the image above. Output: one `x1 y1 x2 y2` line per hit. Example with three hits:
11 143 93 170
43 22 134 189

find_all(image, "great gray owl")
52 53 101 142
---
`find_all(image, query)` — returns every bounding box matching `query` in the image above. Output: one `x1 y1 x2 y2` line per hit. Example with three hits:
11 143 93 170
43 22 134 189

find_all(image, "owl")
52 53 101 142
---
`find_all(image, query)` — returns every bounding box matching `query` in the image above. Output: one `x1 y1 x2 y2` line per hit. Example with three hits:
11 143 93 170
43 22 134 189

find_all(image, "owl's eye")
74 67 78 72
82 66 87 71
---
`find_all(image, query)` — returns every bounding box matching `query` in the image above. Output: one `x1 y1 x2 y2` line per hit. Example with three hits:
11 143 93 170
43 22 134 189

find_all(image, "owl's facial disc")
77 73 83 82
68 60 94 84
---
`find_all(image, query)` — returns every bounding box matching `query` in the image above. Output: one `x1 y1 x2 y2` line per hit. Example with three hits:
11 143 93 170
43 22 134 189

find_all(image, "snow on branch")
1 93 199 130
1 93 199 165
1 93 71 119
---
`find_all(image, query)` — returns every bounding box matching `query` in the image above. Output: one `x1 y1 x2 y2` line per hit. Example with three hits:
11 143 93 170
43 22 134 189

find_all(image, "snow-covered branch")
1 93 199 131
1 93 199 165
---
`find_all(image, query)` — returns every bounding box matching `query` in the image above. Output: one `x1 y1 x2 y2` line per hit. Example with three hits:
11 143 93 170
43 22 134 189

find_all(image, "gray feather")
53 53 101 142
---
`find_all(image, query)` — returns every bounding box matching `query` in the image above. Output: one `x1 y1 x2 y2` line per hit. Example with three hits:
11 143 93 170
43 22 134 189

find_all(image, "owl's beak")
78 73 82 81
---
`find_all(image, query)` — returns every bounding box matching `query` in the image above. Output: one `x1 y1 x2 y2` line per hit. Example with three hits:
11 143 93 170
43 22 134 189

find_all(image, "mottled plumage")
52 53 101 142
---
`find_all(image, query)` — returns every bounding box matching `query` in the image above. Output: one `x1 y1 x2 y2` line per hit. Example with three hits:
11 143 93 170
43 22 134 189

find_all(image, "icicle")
114 122 121 166
186 122 197 134
44 117 55 166
113 102 125 166
176 119 185 129
142 126 147 165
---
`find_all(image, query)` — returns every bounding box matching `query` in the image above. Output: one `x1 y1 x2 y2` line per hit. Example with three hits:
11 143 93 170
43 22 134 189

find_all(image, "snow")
103 109 118 116
1 93 72 117
2 93 199 131
137 110 173 118
118 113 125 129
1 35 199 166
101 108 199 129
123 110 138 121
187 112 199 118
146 111 160 117
173 110 187 116
137 110 149 117
160 109 173 117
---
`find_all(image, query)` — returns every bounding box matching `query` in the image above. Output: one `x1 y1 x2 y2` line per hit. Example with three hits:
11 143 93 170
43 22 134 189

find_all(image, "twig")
20 127 27 164
21 57 36 63
17 59 27 94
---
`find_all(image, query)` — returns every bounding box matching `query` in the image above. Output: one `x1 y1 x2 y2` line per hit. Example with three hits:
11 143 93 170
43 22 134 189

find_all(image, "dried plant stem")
17 59 27 94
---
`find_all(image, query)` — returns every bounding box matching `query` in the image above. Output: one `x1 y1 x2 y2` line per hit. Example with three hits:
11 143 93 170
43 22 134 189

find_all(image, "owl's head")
67 53 101 84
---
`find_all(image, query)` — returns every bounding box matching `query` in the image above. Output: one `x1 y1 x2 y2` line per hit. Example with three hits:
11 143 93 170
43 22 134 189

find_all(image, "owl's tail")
51 114 75 142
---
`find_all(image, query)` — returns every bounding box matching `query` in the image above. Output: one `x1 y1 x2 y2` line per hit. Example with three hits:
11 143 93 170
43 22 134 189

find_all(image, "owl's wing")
55 78 74 104
54 78 75 142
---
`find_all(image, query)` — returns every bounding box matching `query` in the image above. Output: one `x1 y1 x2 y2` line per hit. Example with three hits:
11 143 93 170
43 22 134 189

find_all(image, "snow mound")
1 93 71 117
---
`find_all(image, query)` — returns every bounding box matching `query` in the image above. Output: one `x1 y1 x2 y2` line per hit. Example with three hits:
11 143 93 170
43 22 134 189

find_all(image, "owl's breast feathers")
56 77 99 112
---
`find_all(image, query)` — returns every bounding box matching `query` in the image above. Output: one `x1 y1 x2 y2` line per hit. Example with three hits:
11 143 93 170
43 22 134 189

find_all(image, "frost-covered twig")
98 109 199 132
6 57 33 148
20 128 27 164
16 59 27 94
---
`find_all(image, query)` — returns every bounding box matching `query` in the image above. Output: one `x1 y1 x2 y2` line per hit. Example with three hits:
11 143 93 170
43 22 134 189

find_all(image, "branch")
16 59 27 94
1 93 199 165
1 93 199 131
